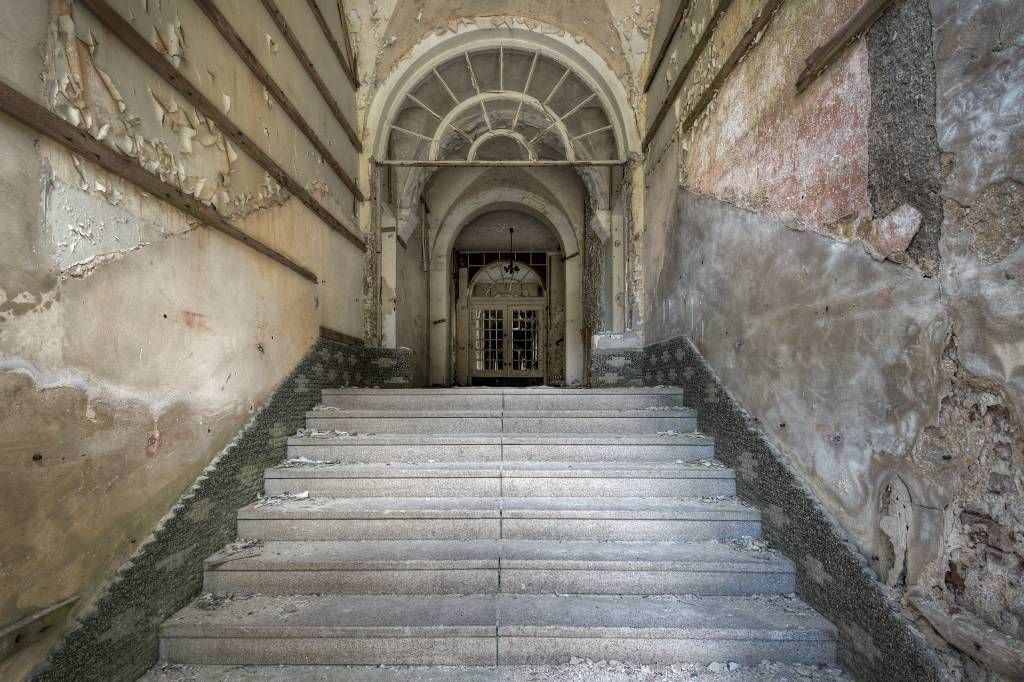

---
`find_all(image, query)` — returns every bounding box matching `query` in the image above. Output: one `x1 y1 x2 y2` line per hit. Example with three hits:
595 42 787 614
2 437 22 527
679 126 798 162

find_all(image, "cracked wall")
0 1 365 678
641 0 1023 677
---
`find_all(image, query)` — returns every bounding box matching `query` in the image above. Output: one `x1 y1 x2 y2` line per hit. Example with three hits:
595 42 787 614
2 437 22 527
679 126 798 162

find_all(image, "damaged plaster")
640 0 1024 677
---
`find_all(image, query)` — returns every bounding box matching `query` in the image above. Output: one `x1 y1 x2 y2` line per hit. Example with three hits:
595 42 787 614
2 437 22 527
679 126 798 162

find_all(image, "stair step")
319 387 685 411
264 461 735 497
304 409 698 434
285 433 714 463
159 594 836 666
236 497 760 542
203 539 794 596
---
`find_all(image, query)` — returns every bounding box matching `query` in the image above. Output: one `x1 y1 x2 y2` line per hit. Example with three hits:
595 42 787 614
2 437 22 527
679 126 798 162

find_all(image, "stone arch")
428 188 583 385
368 26 639 241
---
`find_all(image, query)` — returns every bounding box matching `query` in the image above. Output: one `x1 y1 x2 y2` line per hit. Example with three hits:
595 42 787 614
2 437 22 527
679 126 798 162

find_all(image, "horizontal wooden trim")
193 0 365 203
336 0 358 80
0 596 78 660
305 0 359 88
78 0 364 248
643 0 694 93
643 0 736 150
796 0 897 92
260 0 363 153
677 0 783 138
319 325 364 345
0 80 317 283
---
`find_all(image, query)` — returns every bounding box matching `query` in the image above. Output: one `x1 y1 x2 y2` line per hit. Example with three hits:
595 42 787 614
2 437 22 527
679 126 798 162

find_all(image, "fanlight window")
470 261 544 298
387 46 618 162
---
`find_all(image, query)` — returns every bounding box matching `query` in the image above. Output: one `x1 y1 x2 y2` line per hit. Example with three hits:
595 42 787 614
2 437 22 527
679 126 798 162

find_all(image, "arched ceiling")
370 1 643 87
454 209 561 252
387 46 619 162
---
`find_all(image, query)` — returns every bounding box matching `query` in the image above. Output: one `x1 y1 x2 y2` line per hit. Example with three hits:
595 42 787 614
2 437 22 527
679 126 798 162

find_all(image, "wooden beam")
643 0 694 93
374 159 627 168
0 596 78 660
909 592 1024 680
304 0 359 88
260 0 363 152
78 0 364 248
643 0 736 150
0 80 317 283
336 0 358 78
193 0 364 202
796 0 898 92
676 0 784 138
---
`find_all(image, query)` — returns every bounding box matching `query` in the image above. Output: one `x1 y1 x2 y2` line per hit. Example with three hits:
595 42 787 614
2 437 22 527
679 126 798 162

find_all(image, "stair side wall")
31 337 411 682
644 337 944 681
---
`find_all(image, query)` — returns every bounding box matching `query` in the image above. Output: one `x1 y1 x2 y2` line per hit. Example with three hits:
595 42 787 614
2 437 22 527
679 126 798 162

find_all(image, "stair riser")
503 519 762 542
264 477 735 498
317 395 685 410
304 416 697 434
159 634 834 667
504 417 695 434
237 518 759 542
503 444 713 461
305 417 502 433
500 569 794 595
237 519 501 541
284 443 713 463
498 637 836 666
160 637 496 666
286 445 501 462
264 478 502 498
203 568 794 596
502 478 735 498
203 570 498 595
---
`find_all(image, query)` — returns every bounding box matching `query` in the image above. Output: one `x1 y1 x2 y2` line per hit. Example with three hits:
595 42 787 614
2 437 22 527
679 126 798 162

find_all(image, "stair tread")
306 409 698 418
161 593 835 639
321 388 685 395
287 433 713 445
238 497 758 520
205 539 791 572
267 461 732 478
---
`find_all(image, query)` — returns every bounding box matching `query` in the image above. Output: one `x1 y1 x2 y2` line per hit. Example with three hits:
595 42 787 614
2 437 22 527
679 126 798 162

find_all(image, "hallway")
0 0 1020 680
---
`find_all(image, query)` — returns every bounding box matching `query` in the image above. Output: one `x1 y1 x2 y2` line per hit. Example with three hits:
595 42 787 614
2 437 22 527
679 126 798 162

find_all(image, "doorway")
464 260 547 385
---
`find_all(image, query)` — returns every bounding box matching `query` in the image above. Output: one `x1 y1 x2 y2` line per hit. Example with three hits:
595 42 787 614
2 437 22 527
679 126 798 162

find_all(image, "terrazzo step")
264 461 735 498
284 433 715 463
318 387 685 411
236 497 760 542
304 409 698 434
159 593 836 666
202 539 794 596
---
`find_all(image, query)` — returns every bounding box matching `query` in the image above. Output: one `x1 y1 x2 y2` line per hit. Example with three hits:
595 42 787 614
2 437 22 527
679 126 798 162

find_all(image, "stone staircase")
156 388 838 673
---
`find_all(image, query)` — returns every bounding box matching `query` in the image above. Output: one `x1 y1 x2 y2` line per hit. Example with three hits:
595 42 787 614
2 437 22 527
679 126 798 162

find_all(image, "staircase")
157 387 838 674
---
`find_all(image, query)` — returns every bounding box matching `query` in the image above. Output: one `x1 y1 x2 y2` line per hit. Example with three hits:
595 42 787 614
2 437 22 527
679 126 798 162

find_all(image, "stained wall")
641 0 1023 676
0 1 364 678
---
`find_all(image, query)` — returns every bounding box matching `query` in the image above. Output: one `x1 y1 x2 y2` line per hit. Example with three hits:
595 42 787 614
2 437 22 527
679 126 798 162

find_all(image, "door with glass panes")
470 301 545 380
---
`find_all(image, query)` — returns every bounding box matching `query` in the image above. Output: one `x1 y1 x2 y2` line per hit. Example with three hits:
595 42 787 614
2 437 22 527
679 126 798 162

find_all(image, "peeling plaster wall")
0 1 365 678
641 0 1023 677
